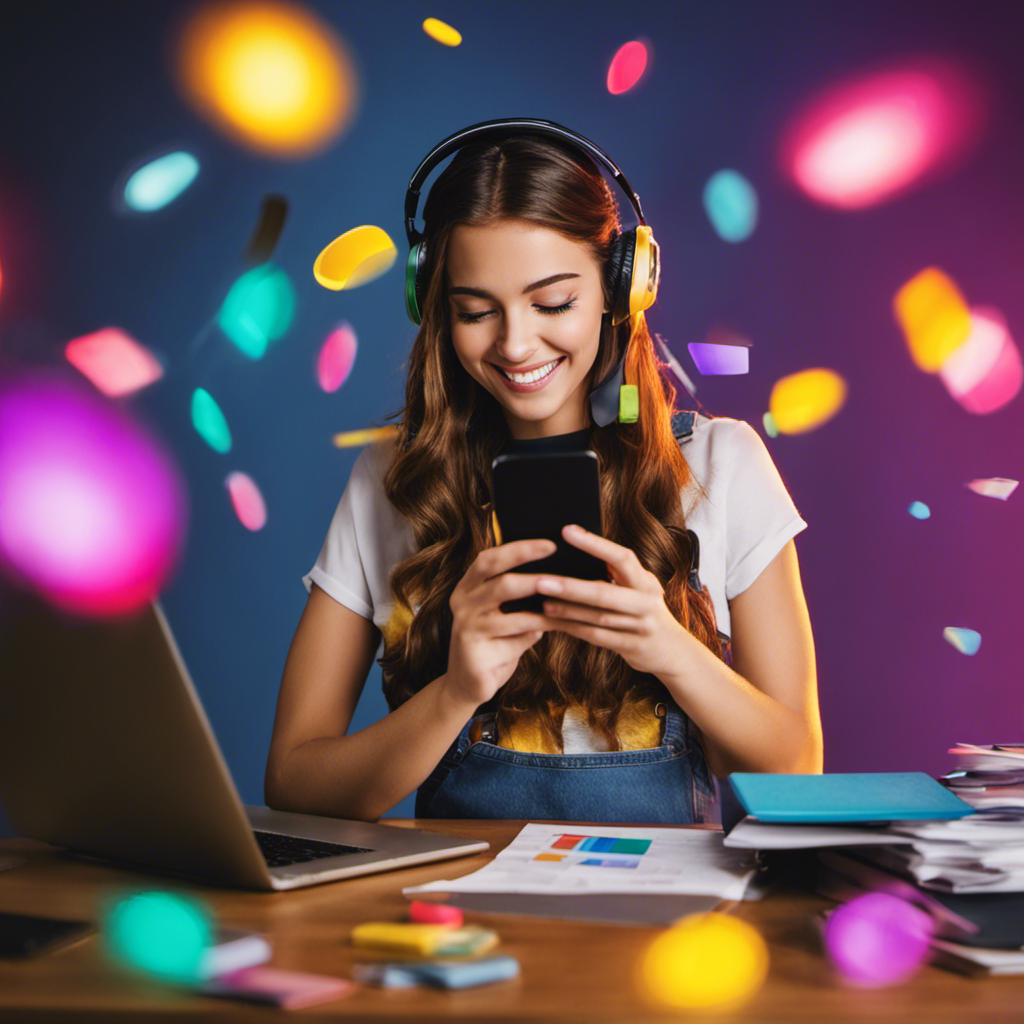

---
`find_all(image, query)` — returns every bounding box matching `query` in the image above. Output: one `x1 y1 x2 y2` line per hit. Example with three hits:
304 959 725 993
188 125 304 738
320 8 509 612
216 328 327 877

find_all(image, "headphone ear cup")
405 241 426 325
608 229 636 326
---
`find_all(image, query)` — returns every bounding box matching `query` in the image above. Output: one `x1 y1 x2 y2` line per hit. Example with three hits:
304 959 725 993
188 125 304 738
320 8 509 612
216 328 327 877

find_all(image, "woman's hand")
536 524 693 679
445 538 558 709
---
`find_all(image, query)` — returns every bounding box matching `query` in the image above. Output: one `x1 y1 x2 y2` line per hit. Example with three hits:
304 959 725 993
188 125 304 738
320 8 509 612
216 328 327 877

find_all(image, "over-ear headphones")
402 118 661 425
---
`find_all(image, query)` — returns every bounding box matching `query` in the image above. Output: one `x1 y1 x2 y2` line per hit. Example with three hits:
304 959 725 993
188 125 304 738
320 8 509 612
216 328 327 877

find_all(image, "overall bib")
416 411 731 824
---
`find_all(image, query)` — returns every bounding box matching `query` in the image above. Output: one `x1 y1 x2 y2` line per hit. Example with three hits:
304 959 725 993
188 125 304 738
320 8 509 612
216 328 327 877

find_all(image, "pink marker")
408 901 463 927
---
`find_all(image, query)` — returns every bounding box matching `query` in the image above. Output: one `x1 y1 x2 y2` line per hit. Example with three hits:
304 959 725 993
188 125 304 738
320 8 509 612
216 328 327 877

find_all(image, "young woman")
265 121 822 825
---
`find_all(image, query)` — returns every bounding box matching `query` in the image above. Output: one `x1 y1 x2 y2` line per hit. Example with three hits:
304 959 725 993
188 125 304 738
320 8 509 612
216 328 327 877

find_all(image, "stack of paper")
719 770 1024 976
939 743 1024 812
718 771 1024 893
836 815 1024 894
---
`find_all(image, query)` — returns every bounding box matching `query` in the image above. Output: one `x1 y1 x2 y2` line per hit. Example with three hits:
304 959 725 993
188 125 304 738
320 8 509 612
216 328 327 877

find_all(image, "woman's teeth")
499 358 562 383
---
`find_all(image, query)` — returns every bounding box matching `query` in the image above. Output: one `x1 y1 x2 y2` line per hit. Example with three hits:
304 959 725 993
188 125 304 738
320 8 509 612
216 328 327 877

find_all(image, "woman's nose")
491 311 538 362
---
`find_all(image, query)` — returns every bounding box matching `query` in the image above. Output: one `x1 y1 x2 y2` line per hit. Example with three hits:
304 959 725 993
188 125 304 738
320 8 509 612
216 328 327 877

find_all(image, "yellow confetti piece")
422 17 462 46
894 267 971 372
313 225 397 290
331 424 400 449
768 368 846 434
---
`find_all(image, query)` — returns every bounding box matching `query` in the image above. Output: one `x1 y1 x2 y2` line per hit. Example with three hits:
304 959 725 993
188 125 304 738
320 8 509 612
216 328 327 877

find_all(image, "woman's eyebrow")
448 272 580 299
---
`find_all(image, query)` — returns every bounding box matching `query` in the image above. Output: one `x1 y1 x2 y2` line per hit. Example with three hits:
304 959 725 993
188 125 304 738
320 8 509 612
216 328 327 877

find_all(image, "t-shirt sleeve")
724 420 808 601
301 448 376 620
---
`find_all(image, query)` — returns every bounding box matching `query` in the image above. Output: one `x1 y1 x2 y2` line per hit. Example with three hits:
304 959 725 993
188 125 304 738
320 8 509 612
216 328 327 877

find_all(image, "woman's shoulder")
350 431 400 480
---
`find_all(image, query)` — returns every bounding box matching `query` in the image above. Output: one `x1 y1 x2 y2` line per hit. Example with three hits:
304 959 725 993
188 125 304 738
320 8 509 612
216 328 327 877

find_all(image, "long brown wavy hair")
375 132 726 751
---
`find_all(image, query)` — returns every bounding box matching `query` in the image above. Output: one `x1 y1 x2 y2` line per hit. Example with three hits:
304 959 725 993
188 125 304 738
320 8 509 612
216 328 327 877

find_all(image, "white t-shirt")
302 414 808 655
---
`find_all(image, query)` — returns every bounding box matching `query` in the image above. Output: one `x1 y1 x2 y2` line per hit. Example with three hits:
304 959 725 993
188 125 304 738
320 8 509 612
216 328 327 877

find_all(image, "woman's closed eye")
455 299 577 324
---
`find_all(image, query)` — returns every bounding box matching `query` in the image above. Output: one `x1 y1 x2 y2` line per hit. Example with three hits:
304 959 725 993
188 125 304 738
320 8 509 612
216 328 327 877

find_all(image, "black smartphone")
491 449 607 615
0 911 95 959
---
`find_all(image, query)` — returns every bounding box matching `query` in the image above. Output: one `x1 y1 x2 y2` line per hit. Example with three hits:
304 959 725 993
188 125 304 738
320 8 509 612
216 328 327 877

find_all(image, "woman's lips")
491 356 566 393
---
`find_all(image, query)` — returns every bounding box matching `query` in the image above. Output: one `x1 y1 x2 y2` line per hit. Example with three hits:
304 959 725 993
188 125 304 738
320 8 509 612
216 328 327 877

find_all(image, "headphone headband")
404 117 647 246
402 117 663 425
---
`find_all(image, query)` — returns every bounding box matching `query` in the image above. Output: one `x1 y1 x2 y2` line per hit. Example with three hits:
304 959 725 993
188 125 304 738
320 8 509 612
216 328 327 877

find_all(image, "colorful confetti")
121 151 199 212
65 327 164 397
191 388 232 453
244 194 288 265
225 471 267 530
331 425 400 449
607 40 649 95
938 307 1022 414
943 627 982 656
217 263 295 359
313 225 397 291
422 17 462 46
703 169 758 242
317 321 358 392
894 267 971 373
768 368 847 434
966 477 1018 500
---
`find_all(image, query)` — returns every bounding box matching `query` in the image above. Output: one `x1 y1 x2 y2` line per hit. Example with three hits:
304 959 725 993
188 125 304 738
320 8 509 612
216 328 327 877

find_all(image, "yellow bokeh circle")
175 0 358 157
636 912 769 1012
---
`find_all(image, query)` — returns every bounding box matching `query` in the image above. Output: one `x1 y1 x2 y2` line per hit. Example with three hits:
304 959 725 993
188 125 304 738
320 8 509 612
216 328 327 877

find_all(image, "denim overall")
415 411 732 824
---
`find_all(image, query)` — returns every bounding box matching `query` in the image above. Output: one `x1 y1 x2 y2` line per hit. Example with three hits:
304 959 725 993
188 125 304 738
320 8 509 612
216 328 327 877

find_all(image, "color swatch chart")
535 834 652 868
404 824 759 898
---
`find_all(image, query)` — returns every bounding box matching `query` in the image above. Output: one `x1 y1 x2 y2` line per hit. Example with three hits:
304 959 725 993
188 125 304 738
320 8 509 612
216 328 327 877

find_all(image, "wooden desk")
1 820 1022 1022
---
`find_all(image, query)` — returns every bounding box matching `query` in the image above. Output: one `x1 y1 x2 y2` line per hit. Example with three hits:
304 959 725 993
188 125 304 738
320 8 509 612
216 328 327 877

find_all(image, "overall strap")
671 408 697 443
657 699 688 749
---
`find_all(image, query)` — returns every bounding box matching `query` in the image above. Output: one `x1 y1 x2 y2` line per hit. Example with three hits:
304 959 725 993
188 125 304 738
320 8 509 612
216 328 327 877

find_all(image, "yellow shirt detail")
494 695 664 753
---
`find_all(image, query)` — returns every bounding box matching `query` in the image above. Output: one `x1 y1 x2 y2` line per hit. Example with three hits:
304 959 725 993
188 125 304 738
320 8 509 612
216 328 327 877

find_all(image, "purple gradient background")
0 1 1022 834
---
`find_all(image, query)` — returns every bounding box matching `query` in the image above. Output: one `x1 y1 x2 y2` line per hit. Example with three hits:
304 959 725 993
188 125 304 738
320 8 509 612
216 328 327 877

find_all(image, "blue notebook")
728 772 975 823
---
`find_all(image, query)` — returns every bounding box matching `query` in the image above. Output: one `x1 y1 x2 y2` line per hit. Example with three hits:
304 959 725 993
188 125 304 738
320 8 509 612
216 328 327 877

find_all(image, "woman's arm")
661 538 823 776
265 585 478 821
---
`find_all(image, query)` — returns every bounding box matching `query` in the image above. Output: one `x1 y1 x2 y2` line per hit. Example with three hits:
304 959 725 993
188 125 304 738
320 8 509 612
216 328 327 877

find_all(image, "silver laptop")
0 583 488 890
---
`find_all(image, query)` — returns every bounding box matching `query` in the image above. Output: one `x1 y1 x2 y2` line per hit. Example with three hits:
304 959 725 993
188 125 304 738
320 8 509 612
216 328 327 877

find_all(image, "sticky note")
198 966 356 1008
354 955 520 990
350 923 453 955
433 926 499 956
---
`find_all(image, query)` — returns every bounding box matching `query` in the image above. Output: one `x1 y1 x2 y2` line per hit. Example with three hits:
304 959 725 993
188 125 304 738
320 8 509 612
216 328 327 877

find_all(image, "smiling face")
446 219 610 439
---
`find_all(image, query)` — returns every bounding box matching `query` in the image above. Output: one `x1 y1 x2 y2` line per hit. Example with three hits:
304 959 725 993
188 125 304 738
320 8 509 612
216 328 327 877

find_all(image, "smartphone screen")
491 449 607 615
0 911 94 958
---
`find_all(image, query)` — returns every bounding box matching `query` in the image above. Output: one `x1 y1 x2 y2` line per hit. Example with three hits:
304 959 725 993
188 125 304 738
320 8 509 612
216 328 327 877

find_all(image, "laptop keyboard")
252 829 374 868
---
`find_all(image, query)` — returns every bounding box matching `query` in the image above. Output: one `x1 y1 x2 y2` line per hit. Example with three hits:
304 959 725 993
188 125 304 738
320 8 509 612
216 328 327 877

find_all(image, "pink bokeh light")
225 471 267 531
940 307 1022 414
0 371 189 617
780 59 988 209
316 321 357 392
824 892 934 988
